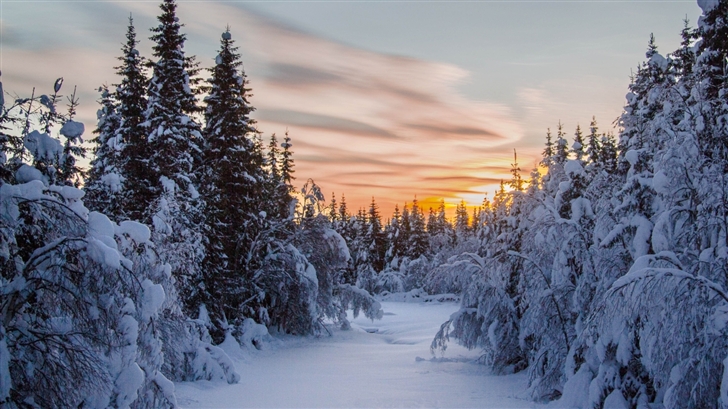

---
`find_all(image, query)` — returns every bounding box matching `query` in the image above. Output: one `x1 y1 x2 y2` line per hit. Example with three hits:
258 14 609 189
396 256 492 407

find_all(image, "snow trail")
175 301 538 408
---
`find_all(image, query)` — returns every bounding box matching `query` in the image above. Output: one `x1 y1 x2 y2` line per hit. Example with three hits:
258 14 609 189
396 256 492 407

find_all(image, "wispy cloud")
3 1 526 214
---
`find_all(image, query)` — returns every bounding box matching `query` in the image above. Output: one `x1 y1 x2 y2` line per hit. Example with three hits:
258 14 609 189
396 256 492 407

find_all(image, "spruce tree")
407 198 429 259
554 122 569 165
276 131 296 220
585 117 601 168
115 16 151 222
509 149 525 192
146 0 203 187
200 28 262 331
84 85 123 219
385 203 405 266
145 0 206 325
571 124 585 163
365 197 386 273
541 128 554 168
327 191 339 223
455 200 470 235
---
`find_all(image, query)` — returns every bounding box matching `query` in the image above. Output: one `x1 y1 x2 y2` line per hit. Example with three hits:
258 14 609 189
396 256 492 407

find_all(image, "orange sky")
1 1 702 220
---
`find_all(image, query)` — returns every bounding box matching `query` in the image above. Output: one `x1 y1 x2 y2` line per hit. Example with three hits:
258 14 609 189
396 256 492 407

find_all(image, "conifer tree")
338 193 349 222
554 122 569 165
366 197 386 273
84 85 123 219
385 203 405 266
509 149 525 192
407 198 429 259
145 0 206 328
571 124 585 163
455 200 470 236
542 128 554 168
585 117 601 168
400 203 412 254
57 87 86 187
146 0 203 187
200 28 262 332
115 16 151 222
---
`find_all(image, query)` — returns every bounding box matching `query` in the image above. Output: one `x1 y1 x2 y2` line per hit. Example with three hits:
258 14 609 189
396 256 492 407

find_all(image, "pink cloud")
3 2 531 215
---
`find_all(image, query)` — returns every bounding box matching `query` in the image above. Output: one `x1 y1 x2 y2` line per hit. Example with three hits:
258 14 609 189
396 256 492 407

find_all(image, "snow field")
175 301 539 408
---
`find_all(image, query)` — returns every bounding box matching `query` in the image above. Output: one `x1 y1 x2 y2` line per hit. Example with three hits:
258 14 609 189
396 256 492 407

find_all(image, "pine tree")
554 122 569 165
365 197 386 273
327 191 339 223
571 124 585 163
116 16 151 222
145 0 206 332
385 203 405 266
407 198 429 259
338 193 349 222
200 28 263 333
146 0 203 188
585 117 601 168
455 200 470 236
277 131 296 220
509 149 525 192
542 128 554 168
84 85 123 219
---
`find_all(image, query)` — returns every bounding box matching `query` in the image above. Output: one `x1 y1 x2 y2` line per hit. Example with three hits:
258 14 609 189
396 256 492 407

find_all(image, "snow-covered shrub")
376 266 406 294
297 214 382 331
400 255 430 292
0 181 179 408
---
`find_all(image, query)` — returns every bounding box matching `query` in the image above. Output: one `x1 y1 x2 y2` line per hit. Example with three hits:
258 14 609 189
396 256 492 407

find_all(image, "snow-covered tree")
84 85 123 219
199 28 265 338
115 16 151 222
144 0 205 333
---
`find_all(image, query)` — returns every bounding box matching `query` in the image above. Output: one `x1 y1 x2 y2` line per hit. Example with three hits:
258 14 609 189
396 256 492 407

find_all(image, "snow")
698 0 719 13
101 172 122 192
602 390 628 409
140 279 166 322
60 185 84 200
721 355 728 409
239 318 272 350
115 363 145 409
117 221 151 244
175 301 537 408
624 150 640 166
60 120 85 139
153 371 179 408
86 237 121 269
552 365 592 408
15 164 43 183
564 159 584 176
88 211 115 238
23 130 62 161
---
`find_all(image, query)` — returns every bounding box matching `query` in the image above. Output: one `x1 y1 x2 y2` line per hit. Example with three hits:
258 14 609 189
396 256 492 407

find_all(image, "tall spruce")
145 0 206 325
116 16 151 221
200 28 261 331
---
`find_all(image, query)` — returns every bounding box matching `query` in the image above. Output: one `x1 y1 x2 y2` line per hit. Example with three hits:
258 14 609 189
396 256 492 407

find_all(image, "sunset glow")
1 0 699 217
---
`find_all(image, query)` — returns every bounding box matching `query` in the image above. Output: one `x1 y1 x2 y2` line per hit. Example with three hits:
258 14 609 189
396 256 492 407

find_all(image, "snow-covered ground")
175 301 540 408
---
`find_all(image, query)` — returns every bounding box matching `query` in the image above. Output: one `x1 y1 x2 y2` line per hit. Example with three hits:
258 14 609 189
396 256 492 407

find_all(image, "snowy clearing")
175 301 539 408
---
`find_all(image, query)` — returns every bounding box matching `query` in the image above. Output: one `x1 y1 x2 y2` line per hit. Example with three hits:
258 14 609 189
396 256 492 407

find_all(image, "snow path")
175 301 540 408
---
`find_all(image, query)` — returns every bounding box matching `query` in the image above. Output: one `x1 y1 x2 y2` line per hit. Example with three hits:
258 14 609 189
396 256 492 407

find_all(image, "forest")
2 0 728 408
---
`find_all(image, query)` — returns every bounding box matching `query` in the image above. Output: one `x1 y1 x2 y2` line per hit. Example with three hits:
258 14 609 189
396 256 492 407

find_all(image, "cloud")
2 1 525 214
263 63 343 87
257 109 400 140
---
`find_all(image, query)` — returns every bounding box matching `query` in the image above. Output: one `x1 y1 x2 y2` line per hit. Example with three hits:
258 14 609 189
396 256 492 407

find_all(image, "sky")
0 0 702 217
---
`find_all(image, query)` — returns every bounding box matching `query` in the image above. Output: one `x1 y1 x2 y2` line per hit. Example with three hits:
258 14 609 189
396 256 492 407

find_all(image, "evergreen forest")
3 0 728 408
